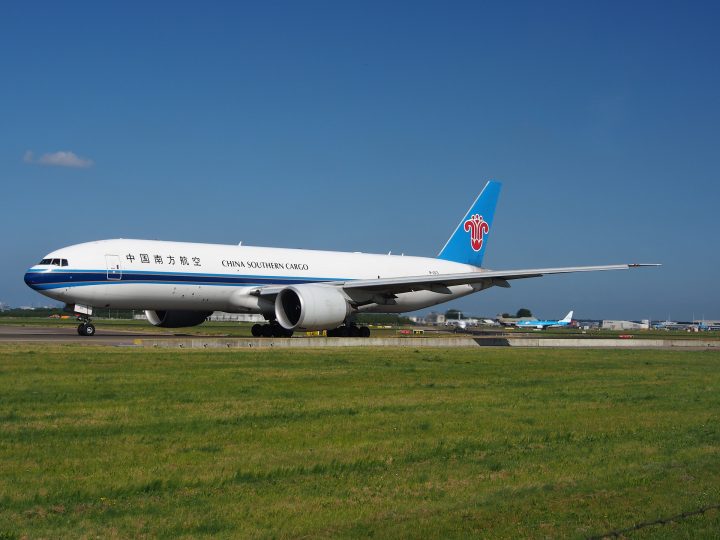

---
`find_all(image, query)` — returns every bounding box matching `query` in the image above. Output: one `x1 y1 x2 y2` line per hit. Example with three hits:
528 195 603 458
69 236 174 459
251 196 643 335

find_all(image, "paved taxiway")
0 325 172 346
2 325 719 349
0 326 483 347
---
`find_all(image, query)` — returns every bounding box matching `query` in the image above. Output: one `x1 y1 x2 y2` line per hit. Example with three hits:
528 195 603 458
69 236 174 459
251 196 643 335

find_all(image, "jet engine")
275 285 351 331
144 310 213 328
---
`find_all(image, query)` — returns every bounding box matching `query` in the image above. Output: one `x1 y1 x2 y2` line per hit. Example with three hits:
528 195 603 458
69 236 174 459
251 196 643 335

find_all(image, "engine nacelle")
275 285 351 331
145 310 213 328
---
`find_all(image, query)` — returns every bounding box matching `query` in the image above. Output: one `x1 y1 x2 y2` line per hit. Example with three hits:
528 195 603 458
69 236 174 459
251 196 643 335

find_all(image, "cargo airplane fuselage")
24 181 657 337
25 240 481 314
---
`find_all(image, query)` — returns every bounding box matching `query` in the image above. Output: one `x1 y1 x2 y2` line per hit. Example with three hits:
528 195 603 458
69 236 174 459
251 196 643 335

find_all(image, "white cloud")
38 151 93 168
24 150 94 168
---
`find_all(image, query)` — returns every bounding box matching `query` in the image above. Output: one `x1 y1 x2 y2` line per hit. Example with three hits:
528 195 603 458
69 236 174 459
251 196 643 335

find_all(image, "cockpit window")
38 258 68 266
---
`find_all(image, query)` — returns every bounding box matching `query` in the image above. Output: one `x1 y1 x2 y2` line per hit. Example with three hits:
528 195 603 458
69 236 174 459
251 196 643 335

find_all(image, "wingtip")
628 263 662 268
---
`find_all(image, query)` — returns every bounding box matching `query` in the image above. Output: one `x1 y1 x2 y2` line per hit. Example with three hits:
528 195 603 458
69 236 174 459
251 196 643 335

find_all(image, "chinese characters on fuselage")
125 254 201 267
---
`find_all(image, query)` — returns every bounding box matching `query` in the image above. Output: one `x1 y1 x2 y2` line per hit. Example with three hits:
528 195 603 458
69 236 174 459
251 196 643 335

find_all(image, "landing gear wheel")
77 323 96 336
278 326 293 338
260 324 273 338
251 324 263 337
267 323 293 338
271 324 285 338
329 326 364 337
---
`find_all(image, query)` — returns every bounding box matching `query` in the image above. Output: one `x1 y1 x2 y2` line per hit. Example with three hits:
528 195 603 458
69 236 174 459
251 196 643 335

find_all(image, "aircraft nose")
24 270 40 290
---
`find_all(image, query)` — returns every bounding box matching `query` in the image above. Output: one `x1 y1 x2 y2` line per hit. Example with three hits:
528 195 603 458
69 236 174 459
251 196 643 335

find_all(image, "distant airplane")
24 180 658 337
445 317 478 330
515 310 574 330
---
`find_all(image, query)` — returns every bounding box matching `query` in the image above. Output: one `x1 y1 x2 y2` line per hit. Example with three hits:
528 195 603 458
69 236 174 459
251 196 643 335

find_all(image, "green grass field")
1 346 719 538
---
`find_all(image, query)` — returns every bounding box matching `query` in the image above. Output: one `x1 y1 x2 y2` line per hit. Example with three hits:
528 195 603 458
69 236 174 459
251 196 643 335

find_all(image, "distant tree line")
354 313 412 325
500 308 533 318
445 308 533 319
0 307 138 319
0 308 65 318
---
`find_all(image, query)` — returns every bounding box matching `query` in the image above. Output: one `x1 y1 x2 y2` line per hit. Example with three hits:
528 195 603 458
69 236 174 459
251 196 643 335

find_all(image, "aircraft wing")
334 264 657 294
251 264 659 297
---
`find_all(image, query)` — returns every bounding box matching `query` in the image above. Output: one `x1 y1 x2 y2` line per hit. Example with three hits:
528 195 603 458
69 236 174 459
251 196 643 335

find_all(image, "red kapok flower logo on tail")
464 214 489 252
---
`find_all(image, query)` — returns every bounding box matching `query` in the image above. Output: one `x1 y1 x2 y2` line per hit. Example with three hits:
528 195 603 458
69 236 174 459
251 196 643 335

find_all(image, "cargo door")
106 254 122 280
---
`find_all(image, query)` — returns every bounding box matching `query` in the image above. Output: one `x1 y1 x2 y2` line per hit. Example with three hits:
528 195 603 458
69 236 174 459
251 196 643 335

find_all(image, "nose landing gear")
66 304 96 337
77 322 96 336
76 316 96 336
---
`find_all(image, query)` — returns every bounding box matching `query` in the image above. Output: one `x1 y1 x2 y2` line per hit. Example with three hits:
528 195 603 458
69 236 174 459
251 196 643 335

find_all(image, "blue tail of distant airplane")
437 180 501 267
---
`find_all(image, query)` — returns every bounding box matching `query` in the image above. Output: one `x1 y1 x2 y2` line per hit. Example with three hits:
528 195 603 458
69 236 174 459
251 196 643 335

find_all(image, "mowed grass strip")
0 345 718 538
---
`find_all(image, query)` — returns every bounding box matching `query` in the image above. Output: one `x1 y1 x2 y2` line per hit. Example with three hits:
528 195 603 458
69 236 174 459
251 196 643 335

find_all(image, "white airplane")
445 317 478 330
515 310 574 330
24 181 657 337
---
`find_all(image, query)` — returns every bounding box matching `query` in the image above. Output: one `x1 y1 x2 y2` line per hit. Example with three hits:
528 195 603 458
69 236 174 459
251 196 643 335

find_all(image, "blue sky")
1 1 718 320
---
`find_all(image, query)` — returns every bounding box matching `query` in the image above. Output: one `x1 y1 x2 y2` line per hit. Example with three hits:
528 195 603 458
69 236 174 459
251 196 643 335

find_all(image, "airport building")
602 320 651 330
653 320 720 331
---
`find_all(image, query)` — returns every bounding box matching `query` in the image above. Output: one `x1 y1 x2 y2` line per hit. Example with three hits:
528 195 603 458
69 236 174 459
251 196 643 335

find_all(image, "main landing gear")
249 322 371 338
251 321 294 338
327 324 371 338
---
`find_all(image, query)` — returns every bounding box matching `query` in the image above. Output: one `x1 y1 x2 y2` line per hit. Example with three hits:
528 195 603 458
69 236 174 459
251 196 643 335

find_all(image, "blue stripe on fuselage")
24 269 346 291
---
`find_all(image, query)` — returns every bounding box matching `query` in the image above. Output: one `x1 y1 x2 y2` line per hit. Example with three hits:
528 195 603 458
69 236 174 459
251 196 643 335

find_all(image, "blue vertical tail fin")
437 180 501 267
